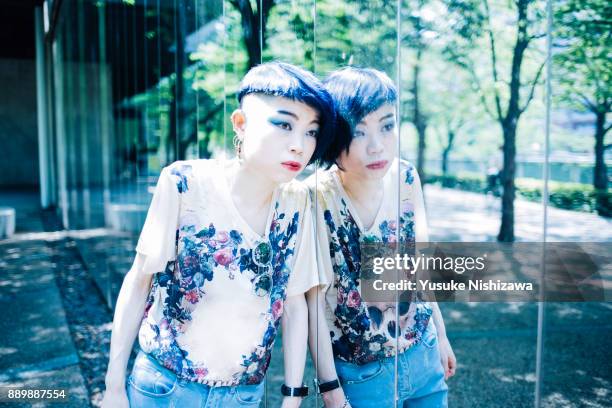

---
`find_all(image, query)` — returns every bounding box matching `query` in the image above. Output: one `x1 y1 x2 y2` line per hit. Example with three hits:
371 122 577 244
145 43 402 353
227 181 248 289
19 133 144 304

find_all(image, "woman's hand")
100 386 129 408
280 396 302 408
438 335 457 380
322 387 352 408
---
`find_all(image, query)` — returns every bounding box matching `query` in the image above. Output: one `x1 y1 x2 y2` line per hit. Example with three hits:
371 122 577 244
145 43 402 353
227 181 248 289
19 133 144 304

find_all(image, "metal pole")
53 30 69 229
35 7 51 208
535 0 553 406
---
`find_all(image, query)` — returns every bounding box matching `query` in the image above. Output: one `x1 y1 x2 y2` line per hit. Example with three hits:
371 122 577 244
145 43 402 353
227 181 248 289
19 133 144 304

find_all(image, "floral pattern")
238 202 299 384
324 164 432 365
171 164 193 193
138 162 302 386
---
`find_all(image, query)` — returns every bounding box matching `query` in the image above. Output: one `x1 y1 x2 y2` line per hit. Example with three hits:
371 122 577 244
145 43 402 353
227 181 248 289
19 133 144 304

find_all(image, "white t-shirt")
135 158 318 386
307 158 432 365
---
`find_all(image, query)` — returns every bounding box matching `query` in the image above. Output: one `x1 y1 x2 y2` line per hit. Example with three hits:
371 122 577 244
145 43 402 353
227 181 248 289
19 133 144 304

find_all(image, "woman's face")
232 94 319 184
337 103 397 180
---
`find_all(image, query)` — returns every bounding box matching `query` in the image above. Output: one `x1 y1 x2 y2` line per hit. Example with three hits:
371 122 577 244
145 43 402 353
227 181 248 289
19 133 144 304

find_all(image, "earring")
232 134 243 158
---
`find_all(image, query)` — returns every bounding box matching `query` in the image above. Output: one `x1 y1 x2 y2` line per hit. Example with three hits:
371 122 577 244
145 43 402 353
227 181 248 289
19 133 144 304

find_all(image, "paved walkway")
424 185 612 242
0 192 89 407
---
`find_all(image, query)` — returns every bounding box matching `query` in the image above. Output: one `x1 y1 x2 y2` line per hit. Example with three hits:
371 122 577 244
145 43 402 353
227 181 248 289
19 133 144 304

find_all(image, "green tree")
428 67 482 177
314 0 397 76
444 0 547 242
401 0 438 178
554 0 611 216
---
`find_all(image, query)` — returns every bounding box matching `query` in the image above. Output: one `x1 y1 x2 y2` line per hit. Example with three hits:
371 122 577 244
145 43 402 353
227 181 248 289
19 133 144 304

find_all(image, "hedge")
425 173 611 216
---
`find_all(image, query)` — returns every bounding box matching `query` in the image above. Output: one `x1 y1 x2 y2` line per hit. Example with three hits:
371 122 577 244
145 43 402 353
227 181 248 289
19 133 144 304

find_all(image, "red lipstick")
281 161 302 172
366 160 388 170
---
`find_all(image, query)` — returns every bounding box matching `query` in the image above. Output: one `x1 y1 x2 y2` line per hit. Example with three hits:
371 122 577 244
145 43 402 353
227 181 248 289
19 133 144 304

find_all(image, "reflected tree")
554 0 611 216
429 72 481 178
230 0 276 69
444 0 547 242
402 0 436 179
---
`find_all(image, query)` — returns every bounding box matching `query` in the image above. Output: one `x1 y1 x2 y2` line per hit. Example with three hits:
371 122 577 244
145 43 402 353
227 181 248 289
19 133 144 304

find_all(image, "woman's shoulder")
278 178 310 208
389 158 418 186
165 158 219 175
164 158 224 192
303 166 337 194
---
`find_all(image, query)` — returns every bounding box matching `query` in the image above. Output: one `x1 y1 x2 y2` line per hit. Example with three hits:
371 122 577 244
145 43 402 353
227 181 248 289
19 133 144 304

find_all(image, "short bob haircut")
321 66 397 168
237 61 336 166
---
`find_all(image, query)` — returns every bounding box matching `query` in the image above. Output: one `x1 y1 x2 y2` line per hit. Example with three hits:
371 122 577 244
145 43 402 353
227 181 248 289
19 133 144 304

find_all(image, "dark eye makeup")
269 118 292 131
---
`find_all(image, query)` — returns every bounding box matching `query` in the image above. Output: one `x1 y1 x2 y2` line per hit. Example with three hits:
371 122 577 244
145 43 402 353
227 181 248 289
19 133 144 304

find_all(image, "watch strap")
280 384 309 397
314 378 341 394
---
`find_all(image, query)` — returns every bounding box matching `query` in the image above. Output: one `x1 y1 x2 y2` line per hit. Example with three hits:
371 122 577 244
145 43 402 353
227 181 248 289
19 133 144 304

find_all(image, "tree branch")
576 91 597 112
519 60 545 115
483 0 503 120
467 64 498 121
529 32 547 41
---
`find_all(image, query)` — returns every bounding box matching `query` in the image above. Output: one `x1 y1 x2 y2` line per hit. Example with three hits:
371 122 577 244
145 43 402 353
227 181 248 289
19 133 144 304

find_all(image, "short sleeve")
135 166 181 275
286 190 321 297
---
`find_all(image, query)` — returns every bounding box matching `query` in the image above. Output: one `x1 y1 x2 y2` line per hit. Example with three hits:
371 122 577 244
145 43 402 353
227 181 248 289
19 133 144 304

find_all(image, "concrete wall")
0 58 39 188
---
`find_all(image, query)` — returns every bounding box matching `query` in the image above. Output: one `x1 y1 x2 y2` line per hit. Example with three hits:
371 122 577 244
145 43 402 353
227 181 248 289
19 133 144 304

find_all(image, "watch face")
253 240 272 267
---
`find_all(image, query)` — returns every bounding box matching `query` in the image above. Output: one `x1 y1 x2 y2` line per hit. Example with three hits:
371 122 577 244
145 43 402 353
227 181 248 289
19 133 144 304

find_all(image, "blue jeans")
334 321 448 408
127 350 265 407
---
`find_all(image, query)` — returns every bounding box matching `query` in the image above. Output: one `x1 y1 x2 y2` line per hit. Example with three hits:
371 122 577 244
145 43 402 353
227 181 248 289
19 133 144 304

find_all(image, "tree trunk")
167 80 177 163
244 13 261 69
498 120 517 242
416 122 427 178
497 0 529 242
593 110 609 216
413 50 427 179
233 0 274 70
441 130 455 177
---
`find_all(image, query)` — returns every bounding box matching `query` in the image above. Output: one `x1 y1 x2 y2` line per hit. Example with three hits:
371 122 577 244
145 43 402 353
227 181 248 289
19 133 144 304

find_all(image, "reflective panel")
35 0 611 406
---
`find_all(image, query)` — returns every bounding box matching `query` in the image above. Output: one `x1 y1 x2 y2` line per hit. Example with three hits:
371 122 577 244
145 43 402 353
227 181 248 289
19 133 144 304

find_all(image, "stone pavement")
0 190 89 407
424 185 612 242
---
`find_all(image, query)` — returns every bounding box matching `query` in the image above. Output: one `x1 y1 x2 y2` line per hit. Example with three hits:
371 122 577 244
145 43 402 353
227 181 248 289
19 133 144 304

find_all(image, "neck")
228 159 277 206
338 170 384 203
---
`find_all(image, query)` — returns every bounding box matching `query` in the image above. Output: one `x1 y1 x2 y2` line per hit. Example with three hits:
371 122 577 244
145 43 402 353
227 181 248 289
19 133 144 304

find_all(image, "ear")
231 109 247 136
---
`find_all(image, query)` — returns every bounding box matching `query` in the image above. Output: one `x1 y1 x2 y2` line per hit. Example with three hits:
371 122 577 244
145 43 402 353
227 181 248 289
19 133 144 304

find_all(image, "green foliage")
264 1 315 68
426 173 488 192
553 0 612 113
314 0 398 76
553 0 612 110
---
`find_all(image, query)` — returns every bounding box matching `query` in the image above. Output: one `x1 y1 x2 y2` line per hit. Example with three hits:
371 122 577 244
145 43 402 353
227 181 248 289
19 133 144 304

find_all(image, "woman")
306 67 456 408
101 61 336 408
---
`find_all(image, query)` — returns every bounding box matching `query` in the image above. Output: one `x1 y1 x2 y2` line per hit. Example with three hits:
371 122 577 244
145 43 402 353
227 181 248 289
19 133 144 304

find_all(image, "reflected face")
337 103 397 180
232 94 319 184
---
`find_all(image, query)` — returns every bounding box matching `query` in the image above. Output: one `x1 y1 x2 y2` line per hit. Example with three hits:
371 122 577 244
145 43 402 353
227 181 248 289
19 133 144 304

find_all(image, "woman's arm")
306 287 350 408
430 302 456 380
280 293 309 408
410 163 456 379
101 254 154 408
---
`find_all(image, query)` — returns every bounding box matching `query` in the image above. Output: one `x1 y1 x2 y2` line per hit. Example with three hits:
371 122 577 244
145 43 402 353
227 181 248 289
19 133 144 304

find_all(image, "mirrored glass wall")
41 0 610 406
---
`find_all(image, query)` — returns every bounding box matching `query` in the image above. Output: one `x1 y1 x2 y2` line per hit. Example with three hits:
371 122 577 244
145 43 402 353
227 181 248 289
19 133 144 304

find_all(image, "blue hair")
321 67 397 168
237 61 336 166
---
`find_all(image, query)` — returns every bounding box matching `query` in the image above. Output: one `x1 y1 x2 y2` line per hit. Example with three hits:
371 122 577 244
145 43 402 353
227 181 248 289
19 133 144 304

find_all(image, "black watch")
314 378 341 394
281 384 309 397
